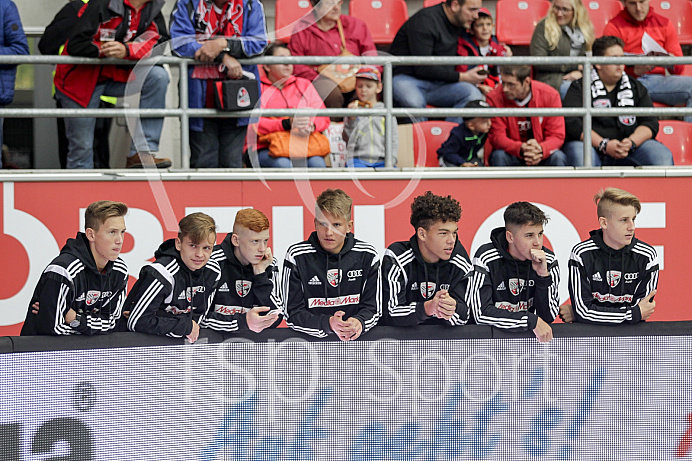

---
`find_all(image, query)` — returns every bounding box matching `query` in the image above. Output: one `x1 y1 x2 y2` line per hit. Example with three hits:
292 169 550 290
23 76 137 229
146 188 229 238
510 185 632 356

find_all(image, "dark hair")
410 191 462 230
445 0 466 7
264 42 289 57
504 202 549 230
500 65 532 82
178 212 217 244
592 35 624 57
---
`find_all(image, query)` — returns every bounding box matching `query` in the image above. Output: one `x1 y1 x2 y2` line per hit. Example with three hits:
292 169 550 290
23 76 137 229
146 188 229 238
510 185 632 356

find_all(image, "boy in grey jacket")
343 66 398 167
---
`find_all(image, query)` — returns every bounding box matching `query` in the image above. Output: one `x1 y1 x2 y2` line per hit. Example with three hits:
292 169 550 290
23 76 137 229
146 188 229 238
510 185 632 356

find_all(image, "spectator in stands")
252 43 330 168
20 201 129 336
603 0 692 123
457 7 512 97
437 99 491 167
530 0 595 99
283 189 381 340
381 191 473 326
562 36 673 166
126 212 221 344
170 0 267 168
199 209 282 333
470 201 559 343
486 65 569 166
0 0 28 169
39 0 115 169
343 66 398 168
288 0 377 109
54 0 171 169
389 0 486 125
562 188 658 324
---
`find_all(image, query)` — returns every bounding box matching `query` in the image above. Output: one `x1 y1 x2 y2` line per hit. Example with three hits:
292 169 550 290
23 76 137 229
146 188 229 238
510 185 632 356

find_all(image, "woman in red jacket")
253 43 331 168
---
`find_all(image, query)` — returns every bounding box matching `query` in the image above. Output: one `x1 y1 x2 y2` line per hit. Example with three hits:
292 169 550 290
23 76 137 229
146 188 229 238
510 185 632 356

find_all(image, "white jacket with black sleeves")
283 232 381 338
469 227 560 330
381 235 472 326
569 229 658 324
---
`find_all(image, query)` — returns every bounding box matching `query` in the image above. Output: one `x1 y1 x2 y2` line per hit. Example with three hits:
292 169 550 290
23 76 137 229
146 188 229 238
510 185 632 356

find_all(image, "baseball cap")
478 7 492 17
464 99 491 119
355 66 381 82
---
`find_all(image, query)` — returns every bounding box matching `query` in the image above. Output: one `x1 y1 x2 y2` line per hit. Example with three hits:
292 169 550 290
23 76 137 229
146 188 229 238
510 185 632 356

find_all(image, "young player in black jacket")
21 201 129 336
469 202 560 343
563 188 658 324
200 209 282 333
126 212 221 343
283 189 381 340
382 191 473 326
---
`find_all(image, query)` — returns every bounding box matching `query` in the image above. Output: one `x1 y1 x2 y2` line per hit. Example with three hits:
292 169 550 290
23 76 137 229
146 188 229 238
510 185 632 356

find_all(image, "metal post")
179 60 190 169
383 62 394 168
582 60 592 167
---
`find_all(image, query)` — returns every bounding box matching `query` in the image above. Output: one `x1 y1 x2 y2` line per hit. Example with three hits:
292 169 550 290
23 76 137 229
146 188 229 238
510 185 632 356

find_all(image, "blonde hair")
543 0 594 51
178 212 217 244
85 201 128 231
316 188 352 220
594 188 641 218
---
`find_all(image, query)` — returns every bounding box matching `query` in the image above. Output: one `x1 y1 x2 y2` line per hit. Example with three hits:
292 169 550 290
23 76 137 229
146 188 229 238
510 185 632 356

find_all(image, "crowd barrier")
2 322 691 460
2 53 692 167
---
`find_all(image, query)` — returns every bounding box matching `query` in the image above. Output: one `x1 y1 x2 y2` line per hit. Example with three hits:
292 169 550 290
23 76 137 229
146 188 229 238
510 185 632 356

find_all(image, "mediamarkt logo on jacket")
283 232 381 338
126 239 221 338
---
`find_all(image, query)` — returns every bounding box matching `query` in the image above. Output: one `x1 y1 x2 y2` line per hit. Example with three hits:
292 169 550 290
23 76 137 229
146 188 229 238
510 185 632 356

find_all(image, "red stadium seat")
422 0 445 7
585 0 623 37
411 121 457 167
496 0 551 46
275 0 314 43
650 0 692 45
349 0 409 45
657 120 692 165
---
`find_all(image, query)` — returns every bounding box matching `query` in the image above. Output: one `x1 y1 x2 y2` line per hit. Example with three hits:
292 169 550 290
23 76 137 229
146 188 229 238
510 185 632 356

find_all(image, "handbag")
213 77 260 111
317 19 358 93
259 130 331 158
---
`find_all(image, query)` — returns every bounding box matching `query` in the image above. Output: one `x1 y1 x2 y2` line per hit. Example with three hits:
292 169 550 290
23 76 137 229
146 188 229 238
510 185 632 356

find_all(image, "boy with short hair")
381 191 473 326
564 188 658 324
343 66 398 167
470 202 560 343
456 7 511 96
283 189 381 340
199 209 282 333
126 212 221 343
20 201 129 336
437 99 492 167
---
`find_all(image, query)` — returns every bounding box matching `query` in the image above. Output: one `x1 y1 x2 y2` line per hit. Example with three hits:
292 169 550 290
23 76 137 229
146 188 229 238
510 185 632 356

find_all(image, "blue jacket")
0 0 28 106
170 0 267 131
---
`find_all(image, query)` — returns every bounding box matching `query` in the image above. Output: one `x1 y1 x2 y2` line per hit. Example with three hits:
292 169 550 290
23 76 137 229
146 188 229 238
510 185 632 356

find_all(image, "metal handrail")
3 53 692 168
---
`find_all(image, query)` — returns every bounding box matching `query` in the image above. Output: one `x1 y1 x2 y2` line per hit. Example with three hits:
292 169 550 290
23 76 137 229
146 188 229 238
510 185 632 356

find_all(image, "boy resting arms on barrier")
126 213 221 343
562 188 658 324
283 189 381 341
470 202 560 343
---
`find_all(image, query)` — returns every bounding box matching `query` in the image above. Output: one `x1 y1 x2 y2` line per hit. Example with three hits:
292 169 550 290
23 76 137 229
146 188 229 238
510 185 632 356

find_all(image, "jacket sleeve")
65 0 107 58
404 17 458 83
568 249 657 324
351 254 382 334
663 21 684 75
126 266 194 337
235 0 268 59
170 0 203 58
0 1 29 58
381 249 429 326
469 256 537 331
531 256 560 324
38 2 79 55
446 260 472 326
486 91 523 158
437 125 470 166
28 272 78 336
535 86 566 158
635 83 659 138
283 253 332 337
563 79 585 141
252 262 284 328
530 21 572 74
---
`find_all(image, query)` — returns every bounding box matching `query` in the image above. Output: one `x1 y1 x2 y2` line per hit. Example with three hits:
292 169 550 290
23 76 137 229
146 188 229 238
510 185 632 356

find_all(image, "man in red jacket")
603 0 692 123
54 0 171 169
485 65 570 166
